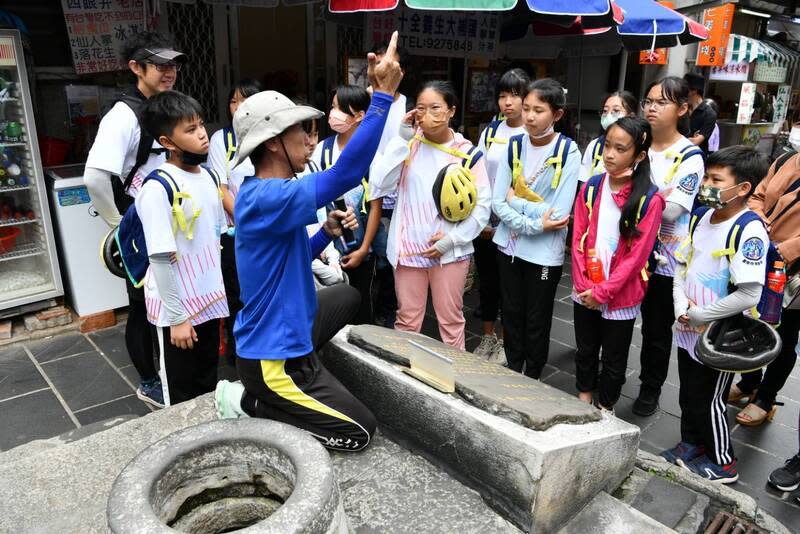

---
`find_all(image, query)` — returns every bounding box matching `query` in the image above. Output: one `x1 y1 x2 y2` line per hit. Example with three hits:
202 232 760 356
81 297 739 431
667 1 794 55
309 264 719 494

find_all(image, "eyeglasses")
147 62 182 72
640 99 673 111
415 105 447 118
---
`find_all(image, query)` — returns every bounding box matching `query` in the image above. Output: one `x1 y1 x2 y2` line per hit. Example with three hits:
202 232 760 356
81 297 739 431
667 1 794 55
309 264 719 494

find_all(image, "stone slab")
326 327 641 533
348 325 600 431
630 474 701 529
558 492 676 534
0 394 521 533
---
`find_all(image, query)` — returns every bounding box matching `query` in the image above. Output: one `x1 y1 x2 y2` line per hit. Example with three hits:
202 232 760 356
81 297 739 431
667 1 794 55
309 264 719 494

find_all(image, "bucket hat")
232 91 323 168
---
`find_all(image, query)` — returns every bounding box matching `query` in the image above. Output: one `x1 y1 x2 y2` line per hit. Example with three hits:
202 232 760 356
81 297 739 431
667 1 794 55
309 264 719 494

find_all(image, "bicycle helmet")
432 164 477 223
100 227 127 280
695 314 781 372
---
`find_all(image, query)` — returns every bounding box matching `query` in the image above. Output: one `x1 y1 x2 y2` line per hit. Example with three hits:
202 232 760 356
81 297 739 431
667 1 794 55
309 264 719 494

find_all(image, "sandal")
736 399 778 427
727 385 756 404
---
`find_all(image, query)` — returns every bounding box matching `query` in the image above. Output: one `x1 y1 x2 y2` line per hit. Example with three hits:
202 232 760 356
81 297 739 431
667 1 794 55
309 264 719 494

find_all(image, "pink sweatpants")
394 260 470 350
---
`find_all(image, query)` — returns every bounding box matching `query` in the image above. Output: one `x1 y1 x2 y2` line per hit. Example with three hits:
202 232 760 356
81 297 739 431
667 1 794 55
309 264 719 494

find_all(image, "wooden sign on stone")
347 325 600 431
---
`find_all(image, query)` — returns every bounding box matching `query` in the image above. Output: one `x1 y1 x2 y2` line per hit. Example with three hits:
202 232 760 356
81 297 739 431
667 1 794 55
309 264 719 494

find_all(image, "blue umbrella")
526 0 624 29
615 0 708 50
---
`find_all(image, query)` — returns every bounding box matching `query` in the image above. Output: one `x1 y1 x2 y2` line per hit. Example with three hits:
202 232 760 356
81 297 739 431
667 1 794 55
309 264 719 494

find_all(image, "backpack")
110 93 168 213
661 144 704 185
589 135 606 176
483 119 507 152
686 207 781 321
113 168 221 287
772 149 796 175
579 173 661 279
507 133 572 200
320 135 372 215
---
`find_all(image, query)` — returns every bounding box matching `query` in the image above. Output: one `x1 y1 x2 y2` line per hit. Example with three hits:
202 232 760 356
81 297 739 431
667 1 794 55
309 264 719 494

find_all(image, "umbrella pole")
461 57 468 132
617 49 629 92
577 37 584 144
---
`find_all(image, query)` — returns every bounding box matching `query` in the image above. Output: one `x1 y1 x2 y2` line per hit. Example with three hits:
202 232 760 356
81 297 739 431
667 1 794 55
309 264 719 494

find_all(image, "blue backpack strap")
577 173 604 253
321 136 336 171
142 169 178 205
636 184 659 223
507 134 524 172
222 126 237 162
591 135 605 174
688 206 711 239
718 210 763 260
484 119 504 151
462 145 483 170
546 134 571 189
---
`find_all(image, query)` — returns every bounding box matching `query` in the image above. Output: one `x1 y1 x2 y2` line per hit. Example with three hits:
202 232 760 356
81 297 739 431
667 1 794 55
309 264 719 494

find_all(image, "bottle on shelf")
586 248 605 284
759 261 787 324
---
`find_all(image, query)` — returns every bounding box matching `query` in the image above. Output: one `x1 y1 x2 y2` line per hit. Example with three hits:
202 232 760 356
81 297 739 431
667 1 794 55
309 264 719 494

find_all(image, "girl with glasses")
370 81 491 349
632 76 705 417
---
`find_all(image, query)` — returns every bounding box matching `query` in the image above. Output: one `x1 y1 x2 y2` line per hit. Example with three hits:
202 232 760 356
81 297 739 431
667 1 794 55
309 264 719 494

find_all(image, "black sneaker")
632 388 660 417
768 454 800 491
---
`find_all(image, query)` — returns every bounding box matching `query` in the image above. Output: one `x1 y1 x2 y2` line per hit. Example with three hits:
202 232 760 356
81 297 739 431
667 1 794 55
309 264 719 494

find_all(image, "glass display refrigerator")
0 29 63 315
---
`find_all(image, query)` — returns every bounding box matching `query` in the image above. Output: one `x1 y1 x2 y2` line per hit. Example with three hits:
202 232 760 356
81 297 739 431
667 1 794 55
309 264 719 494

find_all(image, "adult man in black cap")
85 32 187 408
686 73 717 155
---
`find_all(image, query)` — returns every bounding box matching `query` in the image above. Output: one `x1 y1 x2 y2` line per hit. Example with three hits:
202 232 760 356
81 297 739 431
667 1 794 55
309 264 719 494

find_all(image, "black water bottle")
333 199 358 251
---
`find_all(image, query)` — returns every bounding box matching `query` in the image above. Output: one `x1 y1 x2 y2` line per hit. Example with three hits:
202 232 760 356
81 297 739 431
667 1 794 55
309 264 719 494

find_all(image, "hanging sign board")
639 1 672 65
365 7 500 59
773 85 791 126
737 82 756 124
61 0 146 74
696 3 735 67
709 60 750 82
753 61 787 84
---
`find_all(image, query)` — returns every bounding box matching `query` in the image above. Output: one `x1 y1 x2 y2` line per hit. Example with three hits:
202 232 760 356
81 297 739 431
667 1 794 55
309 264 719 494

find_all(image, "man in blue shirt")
214 33 404 451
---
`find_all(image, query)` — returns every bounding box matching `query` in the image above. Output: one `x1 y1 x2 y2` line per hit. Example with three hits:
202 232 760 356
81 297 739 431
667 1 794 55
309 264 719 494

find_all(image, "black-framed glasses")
147 62 182 72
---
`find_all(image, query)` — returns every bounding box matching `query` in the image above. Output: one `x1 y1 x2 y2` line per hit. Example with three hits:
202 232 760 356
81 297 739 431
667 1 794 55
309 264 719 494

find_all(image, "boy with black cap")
85 32 187 408
214 33 404 452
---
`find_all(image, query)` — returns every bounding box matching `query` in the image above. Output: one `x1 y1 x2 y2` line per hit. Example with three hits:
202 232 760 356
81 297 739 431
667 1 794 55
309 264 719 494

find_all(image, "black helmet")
100 228 127 280
695 315 781 372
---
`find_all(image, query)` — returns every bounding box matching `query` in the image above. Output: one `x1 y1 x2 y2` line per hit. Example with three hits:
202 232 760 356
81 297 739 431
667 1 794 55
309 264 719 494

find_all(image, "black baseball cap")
133 47 187 64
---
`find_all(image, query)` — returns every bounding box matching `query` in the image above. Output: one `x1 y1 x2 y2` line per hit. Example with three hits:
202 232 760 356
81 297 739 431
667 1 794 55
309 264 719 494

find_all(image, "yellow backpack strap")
158 170 201 240
662 150 684 184
591 136 605 175
414 134 471 161
712 223 741 260
225 130 236 162
677 211 702 265
578 182 597 254
544 135 568 189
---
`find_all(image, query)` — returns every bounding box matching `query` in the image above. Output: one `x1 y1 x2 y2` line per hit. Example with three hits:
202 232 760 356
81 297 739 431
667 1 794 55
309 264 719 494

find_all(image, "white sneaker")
487 338 507 365
473 335 497 357
214 380 249 419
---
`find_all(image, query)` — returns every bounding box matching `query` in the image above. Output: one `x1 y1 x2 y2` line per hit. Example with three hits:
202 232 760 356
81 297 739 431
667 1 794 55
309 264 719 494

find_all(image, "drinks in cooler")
0 30 63 314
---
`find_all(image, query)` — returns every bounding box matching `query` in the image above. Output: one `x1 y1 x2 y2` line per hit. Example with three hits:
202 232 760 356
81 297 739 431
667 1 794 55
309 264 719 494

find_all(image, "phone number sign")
365 8 500 59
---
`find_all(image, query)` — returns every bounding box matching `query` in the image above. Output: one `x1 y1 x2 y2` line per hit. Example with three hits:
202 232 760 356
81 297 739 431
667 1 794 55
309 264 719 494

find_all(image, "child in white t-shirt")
634 77 706 417
472 68 529 362
662 146 770 484
137 90 228 406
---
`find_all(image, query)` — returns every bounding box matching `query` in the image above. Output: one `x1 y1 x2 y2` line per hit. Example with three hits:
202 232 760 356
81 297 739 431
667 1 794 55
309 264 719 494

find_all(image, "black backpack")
109 92 167 213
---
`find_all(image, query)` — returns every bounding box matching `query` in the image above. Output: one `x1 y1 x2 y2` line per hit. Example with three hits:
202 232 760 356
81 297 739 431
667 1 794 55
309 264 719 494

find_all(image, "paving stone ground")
1 258 798 529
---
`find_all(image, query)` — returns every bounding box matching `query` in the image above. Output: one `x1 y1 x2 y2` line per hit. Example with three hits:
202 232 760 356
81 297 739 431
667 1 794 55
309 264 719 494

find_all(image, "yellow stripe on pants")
259 359 356 425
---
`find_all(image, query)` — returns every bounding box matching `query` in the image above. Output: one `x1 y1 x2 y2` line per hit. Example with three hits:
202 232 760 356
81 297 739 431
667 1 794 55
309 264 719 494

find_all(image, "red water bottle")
586 248 605 283
760 261 786 324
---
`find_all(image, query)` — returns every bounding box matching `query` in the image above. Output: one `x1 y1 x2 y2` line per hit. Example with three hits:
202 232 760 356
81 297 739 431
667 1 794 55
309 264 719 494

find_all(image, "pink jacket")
571 174 665 310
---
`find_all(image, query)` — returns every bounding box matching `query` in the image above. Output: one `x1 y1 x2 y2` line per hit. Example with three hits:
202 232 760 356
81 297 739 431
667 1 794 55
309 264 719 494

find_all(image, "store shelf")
0 217 37 228
0 184 32 193
0 242 44 262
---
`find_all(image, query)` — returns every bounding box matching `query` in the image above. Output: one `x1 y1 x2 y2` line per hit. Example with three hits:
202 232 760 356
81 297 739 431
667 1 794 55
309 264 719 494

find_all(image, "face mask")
789 126 800 151
601 113 625 131
531 123 555 140
169 139 207 166
697 184 740 209
608 167 634 180
328 109 355 134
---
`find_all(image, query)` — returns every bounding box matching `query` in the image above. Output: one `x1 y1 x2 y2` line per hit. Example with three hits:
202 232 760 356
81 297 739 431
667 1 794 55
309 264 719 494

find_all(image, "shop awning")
726 34 800 70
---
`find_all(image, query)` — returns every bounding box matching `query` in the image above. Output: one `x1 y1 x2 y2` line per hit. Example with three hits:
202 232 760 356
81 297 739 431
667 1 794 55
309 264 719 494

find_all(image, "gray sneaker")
487 338 506 365
473 335 497 358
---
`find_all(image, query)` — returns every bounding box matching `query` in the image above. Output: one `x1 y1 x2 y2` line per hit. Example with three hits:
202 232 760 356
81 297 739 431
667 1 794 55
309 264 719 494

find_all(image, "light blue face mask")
600 112 625 131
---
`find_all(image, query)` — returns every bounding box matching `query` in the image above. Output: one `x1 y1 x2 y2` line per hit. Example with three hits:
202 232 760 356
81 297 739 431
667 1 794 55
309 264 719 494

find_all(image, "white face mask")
601 112 625 131
789 126 800 151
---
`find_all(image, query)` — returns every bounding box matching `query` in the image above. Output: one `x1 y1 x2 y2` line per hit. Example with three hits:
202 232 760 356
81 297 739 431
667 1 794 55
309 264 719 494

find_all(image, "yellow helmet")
433 164 478 223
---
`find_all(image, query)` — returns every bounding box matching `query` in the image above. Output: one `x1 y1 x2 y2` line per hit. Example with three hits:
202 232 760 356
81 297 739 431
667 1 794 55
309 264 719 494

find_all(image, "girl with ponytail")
571 117 665 411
